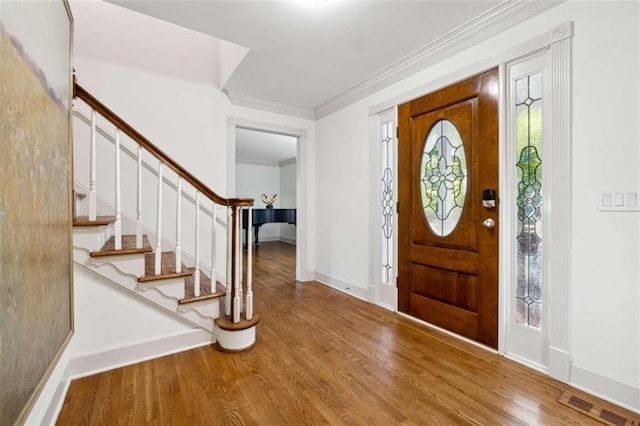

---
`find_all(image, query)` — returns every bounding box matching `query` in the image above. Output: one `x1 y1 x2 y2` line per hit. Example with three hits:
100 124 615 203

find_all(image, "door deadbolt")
482 189 496 208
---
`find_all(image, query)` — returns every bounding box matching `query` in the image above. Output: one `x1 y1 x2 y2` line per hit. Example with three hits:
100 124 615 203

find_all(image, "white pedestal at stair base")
214 315 260 352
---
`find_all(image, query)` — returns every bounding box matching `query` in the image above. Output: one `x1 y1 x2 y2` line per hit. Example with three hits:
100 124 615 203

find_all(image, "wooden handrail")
74 83 253 208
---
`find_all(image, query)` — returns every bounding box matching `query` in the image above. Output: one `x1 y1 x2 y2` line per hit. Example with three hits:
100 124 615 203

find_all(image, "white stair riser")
73 225 114 252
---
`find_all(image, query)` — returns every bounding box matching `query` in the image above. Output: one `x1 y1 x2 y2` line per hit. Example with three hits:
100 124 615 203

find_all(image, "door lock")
482 189 496 209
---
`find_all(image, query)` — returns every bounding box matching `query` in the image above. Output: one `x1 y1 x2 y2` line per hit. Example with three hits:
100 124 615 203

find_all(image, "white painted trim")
317 0 566 119
279 236 296 245
236 158 281 167
314 273 369 302
571 364 640 413
369 22 574 116
225 89 315 120
546 28 573 382
227 116 312 281
67 329 212 380
24 347 72 426
228 116 308 138
279 157 296 167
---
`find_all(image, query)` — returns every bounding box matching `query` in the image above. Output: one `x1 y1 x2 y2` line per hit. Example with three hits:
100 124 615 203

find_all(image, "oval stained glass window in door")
420 119 467 237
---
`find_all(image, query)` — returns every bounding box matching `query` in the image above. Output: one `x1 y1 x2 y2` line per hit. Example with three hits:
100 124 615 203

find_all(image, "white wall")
279 160 297 243
315 0 639 410
236 162 281 241
70 267 196 358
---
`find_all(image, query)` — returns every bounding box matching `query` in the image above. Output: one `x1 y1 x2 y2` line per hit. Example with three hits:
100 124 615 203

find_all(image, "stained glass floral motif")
381 121 394 284
515 73 543 329
420 119 467 237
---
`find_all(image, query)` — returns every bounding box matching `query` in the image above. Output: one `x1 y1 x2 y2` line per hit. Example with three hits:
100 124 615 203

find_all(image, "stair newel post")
246 206 253 320
175 177 182 273
237 205 243 313
155 162 163 276
194 192 201 297
136 145 143 249
225 206 232 316
232 206 240 323
89 109 97 221
114 128 122 250
210 204 217 289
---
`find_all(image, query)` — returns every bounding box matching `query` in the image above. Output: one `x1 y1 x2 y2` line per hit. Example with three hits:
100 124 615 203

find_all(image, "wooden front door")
398 69 499 348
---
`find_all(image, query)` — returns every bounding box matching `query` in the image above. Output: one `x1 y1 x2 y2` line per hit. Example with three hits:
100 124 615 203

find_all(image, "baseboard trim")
66 329 213 380
314 273 369 302
570 364 640 413
548 346 571 382
279 237 297 245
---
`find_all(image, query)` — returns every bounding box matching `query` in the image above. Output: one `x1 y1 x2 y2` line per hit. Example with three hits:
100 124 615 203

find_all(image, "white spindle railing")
75 87 255 329
89 109 97 221
114 128 122 250
210 204 216 288
175 177 182 273
226 207 232 316
155 162 163 275
246 207 253 320
136 145 143 248
194 192 201 297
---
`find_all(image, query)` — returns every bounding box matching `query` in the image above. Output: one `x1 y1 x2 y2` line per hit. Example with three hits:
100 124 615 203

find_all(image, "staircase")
72 82 259 352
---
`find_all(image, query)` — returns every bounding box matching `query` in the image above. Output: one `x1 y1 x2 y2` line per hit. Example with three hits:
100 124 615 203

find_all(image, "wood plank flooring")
57 242 631 425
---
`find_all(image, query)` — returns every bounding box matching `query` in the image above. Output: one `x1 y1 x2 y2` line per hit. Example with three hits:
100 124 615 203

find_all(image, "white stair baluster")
233 206 241 323
246 206 253 320
226 207 232 316
136 145 143 248
194 192 201 297
175 177 182 273
114 128 122 250
155 162 163 275
210 204 216 291
89 109 97 221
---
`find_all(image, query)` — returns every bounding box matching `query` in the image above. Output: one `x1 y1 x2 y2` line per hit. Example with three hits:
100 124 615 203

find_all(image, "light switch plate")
599 190 640 211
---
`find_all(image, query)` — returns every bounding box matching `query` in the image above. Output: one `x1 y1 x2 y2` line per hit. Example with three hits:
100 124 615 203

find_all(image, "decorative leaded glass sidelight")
381 121 394 284
515 73 543 329
420 120 467 237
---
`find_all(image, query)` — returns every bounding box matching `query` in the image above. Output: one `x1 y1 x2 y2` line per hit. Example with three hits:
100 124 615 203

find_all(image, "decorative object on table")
261 193 278 208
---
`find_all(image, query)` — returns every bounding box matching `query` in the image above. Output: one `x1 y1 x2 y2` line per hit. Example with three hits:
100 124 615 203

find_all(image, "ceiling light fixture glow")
303 0 328 5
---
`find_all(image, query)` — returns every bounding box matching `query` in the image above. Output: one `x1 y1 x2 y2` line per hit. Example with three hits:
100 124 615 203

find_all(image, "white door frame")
369 22 573 382
227 116 313 281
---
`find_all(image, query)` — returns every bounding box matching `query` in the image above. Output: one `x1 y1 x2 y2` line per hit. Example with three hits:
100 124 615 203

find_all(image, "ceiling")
236 128 297 165
105 0 504 112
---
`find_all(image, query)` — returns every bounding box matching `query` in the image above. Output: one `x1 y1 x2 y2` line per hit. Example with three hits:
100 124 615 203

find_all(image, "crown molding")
226 89 315 120
314 0 566 119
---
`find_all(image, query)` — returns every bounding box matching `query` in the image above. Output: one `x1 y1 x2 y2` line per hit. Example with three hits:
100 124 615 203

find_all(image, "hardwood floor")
57 242 631 425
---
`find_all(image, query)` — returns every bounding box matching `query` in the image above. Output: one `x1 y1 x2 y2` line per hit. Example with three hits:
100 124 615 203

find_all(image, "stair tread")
179 271 226 304
90 235 152 257
74 216 116 227
139 252 192 282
